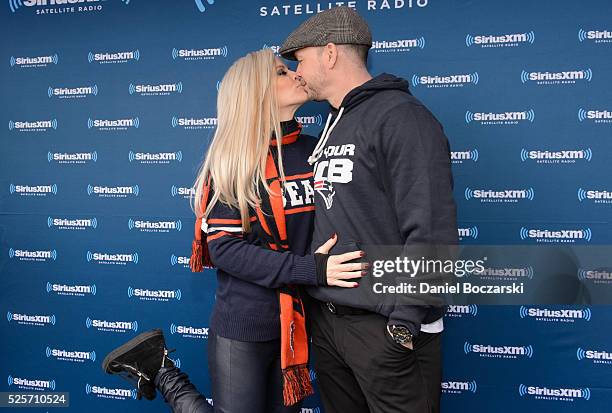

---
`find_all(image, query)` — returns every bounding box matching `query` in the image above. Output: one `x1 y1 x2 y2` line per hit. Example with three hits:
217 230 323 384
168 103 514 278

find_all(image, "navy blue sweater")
205 120 319 341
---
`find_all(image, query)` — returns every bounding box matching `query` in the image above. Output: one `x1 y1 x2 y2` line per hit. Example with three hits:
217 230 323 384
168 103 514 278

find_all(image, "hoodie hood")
307 73 412 165
335 73 412 113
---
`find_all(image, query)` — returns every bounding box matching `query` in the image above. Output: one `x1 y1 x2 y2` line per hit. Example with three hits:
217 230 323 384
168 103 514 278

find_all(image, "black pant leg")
342 312 442 413
208 333 301 413
208 334 269 413
155 366 213 413
413 331 442 413
309 301 370 413
265 351 303 413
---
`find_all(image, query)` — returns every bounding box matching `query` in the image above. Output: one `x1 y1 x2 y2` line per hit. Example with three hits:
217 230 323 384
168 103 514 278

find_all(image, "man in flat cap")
281 6 457 413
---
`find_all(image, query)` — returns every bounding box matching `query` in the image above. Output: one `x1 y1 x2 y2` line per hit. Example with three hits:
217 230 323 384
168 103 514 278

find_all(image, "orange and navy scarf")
189 126 314 406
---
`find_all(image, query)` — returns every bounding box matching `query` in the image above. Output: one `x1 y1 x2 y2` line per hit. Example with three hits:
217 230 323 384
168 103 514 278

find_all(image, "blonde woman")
102 49 366 413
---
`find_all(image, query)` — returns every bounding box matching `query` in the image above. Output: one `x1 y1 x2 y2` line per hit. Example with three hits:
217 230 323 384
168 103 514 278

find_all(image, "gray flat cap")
280 6 372 60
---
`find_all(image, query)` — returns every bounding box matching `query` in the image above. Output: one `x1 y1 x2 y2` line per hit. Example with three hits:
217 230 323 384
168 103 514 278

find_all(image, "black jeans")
309 300 442 413
208 333 302 413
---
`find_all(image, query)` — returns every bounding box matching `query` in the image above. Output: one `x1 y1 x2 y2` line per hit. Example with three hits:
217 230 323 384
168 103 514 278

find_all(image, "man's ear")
324 43 338 69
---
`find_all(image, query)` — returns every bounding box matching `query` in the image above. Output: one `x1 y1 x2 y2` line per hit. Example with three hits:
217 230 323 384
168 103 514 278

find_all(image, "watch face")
391 326 412 344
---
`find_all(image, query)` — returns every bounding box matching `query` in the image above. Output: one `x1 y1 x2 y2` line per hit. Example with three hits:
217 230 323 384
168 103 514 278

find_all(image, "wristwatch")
387 325 413 345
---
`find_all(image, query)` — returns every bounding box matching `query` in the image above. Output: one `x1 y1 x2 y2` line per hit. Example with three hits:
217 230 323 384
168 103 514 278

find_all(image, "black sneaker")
101 329 175 400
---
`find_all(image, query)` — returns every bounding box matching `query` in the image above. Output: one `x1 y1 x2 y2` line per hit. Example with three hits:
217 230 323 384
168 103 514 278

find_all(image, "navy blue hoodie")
307 73 458 336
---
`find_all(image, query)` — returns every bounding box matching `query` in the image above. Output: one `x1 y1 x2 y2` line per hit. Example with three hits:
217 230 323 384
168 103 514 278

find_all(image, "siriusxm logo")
412 72 479 88
451 149 479 164
170 323 209 339
259 0 429 17
171 115 217 130
466 31 535 48
128 151 182 164
577 347 612 365
85 317 139 333
464 187 534 203
7 375 56 391
7 311 56 327
86 251 139 265
578 268 612 284
446 305 478 318
8 248 57 262
48 216 97 231
8 118 57 132
88 49 140 64
262 44 280 55
465 109 534 125
9 53 58 68
86 184 139 198
441 380 477 395
48 151 97 164
128 218 182 233
518 384 590 402
46 282 97 297
172 46 228 61
520 227 592 243
128 287 182 302
577 188 612 204
578 28 612 44
521 148 592 164
464 342 534 359
194 0 214 12
48 84 98 99
88 117 140 131
85 383 137 400
457 226 478 240
372 37 425 53
578 108 612 124
171 185 195 199
46 347 96 363
171 254 191 269
9 183 58 197
300 408 321 413
521 68 593 85
296 114 323 128
8 0 127 15
129 82 183 96
471 266 533 281
519 306 591 323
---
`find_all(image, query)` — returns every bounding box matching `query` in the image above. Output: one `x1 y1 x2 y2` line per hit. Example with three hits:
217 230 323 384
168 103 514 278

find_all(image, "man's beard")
304 84 323 101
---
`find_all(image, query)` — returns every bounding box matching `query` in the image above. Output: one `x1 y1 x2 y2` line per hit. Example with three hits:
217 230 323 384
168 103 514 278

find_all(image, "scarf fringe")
282 364 314 406
189 239 212 272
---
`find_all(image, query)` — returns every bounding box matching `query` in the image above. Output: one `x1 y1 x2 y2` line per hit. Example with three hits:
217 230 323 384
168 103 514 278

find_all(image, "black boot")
101 329 175 400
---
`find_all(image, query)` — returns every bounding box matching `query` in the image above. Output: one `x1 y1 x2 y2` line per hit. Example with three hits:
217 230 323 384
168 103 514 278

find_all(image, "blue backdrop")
1 1 611 412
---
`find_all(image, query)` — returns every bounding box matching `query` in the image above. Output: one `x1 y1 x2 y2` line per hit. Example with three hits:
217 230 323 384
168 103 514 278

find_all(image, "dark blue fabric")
307 74 458 336
207 122 320 341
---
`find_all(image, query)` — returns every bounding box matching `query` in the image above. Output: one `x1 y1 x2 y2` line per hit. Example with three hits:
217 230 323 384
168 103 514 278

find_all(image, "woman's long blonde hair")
192 48 286 232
